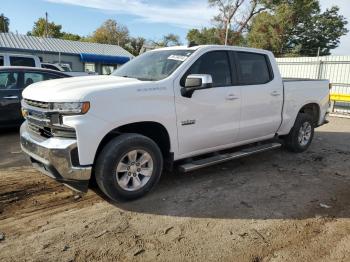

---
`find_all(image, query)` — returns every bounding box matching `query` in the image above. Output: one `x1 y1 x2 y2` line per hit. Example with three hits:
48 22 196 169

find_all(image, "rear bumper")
20 122 91 192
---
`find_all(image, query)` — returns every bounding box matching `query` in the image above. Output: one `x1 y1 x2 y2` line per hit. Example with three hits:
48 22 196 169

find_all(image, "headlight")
22 108 29 118
50 102 90 115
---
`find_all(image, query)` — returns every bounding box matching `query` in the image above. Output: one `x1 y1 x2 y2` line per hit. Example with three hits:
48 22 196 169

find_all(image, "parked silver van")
0 53 41 68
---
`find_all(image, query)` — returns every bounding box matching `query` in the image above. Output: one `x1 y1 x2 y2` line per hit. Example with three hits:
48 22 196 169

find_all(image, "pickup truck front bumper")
20 122 91 192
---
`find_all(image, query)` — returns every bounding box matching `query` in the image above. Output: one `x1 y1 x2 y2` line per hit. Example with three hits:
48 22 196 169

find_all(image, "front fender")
65 81 178 165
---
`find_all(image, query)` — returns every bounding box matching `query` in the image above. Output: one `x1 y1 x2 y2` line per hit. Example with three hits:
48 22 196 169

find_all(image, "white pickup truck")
20 45 330 201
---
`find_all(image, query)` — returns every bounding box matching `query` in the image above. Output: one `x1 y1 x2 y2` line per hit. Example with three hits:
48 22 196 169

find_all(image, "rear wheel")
95 134 163 201
284 113 314 153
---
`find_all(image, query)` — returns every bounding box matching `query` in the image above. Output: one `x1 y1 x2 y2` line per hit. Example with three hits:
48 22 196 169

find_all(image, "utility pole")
44 12 48 38
224 18 230 46
317 47 320 57
1 14 6 32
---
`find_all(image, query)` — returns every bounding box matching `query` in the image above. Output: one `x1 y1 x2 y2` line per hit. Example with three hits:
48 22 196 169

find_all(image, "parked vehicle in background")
57 63 72 72
42 62 95 77
20 45 330 201
0 53 41 68
42 63 74 72
41 63 67 72
63 71 96 77
0 67 70 127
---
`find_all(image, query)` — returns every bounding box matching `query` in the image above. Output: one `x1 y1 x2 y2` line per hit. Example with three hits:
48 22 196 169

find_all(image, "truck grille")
24 99 50 110
28 121 53 137
27 115 76 138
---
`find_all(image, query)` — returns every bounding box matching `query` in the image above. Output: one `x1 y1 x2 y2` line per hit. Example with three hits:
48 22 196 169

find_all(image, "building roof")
0 33 133 58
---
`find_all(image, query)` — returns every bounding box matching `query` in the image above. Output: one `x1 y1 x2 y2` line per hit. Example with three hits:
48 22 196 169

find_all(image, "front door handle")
3 95 19 99
270 91 280 97
226 94 239 101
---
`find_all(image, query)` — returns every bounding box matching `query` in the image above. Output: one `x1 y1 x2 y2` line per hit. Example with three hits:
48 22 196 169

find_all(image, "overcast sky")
2 0 350 55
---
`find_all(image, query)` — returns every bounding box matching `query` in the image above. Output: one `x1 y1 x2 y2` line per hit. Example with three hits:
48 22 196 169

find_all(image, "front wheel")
284 113 315 153
95 134 163 201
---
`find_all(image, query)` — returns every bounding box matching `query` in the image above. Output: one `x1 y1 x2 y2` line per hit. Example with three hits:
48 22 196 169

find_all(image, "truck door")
234 51 283 141
174 50 241 156
0 71 22 125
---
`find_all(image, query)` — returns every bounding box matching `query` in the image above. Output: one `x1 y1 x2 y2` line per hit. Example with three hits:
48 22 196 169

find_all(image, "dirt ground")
0 117 350 262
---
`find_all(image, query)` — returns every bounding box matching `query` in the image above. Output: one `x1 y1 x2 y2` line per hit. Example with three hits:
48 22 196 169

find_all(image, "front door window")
0 72 19 90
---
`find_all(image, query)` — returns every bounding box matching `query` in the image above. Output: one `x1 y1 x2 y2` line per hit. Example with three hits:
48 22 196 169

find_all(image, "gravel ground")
0 117 349 262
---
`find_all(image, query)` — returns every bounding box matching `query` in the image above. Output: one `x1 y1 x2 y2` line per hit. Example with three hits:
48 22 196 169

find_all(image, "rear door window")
24 72 44 87
42 73 62 81
0 72 19 90
0 56 4 66
10 56 36 67
236 52 272 85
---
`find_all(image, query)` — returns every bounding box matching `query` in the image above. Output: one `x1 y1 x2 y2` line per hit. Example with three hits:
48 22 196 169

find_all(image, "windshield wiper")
136 77 153 81
119 75 152 81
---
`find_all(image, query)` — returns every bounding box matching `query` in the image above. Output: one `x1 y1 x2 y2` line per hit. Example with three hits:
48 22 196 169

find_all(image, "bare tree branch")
237 1 267 33
209 0 266 44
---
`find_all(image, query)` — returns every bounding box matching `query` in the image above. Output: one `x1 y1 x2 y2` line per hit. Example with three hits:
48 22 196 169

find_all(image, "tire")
95 133 163 201
284 113 314 153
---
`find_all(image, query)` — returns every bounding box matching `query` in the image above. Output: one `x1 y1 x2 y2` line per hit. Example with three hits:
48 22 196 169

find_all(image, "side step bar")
179 142 282 173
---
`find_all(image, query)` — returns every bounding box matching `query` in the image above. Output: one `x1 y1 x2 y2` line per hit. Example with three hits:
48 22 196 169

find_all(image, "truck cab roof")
150 45 273 55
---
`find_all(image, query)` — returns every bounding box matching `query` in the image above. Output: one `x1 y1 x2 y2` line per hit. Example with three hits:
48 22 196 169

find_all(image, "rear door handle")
270 91 280 97
226 94 239 101
3 95 19 99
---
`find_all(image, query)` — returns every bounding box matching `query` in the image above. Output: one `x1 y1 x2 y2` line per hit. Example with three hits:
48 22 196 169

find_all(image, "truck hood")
22 75 142 102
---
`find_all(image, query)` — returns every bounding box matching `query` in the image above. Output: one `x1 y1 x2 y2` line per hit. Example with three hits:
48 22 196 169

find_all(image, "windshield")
113 49 194 81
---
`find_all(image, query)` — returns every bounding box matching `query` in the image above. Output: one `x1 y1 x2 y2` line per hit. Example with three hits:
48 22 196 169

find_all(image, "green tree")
0 13 10 33
292 6 348 56
186 27 246 46
248 4 295 55
30 18 63 38
153 33 182 47
124 37 146 56
61 32 81 41
248 0 348 56
28 18 85 42
187 28 222 45
91 19 129 47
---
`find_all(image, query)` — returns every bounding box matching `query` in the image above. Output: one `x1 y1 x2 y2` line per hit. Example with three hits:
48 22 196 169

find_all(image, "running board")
179 142 282 173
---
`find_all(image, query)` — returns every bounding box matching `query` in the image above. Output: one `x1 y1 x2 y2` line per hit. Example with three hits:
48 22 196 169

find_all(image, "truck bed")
278 78 330 135
283 78 328 82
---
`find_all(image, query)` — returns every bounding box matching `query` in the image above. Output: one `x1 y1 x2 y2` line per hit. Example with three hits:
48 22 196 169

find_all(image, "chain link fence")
276 56 350 115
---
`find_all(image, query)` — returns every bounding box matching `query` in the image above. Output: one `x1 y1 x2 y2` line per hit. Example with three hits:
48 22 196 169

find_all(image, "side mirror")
182 74 213 98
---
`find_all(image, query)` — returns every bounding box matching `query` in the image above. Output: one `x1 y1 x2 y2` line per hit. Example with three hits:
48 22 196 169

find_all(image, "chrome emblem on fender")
181 120 196 126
